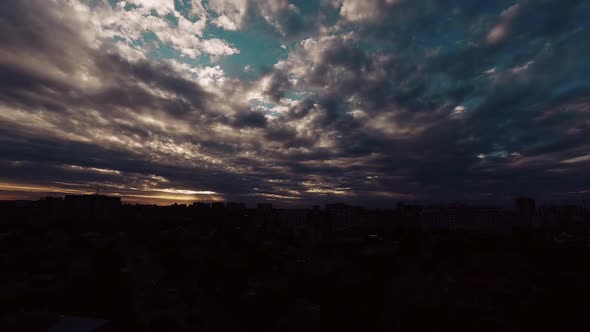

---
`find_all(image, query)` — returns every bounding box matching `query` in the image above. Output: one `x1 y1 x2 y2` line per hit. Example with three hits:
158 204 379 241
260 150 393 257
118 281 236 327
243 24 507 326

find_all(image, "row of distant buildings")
2 195 588 237
264 198 589 238
36 194 122 223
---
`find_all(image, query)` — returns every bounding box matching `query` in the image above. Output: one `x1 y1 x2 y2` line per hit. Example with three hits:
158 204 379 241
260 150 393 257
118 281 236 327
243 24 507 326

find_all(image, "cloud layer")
0 0 589 206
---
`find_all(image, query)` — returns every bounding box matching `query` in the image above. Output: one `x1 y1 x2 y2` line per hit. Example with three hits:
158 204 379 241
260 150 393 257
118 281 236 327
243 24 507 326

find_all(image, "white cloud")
195 65 226 88
487 4 520 44
511 60 534 74
500 3 521 20
338 0 398 22
274 32 358 84
207 0 300 34
451 105 467 118
164 60 227 90
256 0 299 34
126 0 177 14
561 154 590 164
487 25 507 44
190 0 208 17
208 0 249 30
199 38 239 56
68 0 237 59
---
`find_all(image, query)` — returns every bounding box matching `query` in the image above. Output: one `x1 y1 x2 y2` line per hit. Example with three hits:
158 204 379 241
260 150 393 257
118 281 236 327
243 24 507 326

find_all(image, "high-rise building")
420 206 509 234
277 208 307 231
515 197 536 216
191 202 211 209
257 203 273 211
211 202 226 210
326 203 353 232
64 194 121 223
226 202 246 210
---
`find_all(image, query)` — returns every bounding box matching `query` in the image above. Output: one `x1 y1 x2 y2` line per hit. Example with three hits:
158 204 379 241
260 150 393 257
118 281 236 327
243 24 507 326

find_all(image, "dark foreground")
1 206 589 331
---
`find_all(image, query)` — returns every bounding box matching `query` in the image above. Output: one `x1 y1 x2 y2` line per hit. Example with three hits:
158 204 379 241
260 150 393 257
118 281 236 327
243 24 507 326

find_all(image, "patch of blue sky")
249 99 279 116
250 92 311 118
164 12 179 26
152 44 215 68
284 91 304 102
123 2 140 11
104 0 120 8
207 21 287 80
148 43 177 61
290 0 321 14
142 30 159 43
174 0 193 19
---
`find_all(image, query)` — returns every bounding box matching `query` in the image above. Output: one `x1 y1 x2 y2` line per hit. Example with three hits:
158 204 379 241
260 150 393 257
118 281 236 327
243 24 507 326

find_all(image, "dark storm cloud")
257 1 305 37
0 0 274 201
0 1 85 65
261 0 590 203
232 110 268 128
262 70 293 102
1 0 590 205
0 130 264 200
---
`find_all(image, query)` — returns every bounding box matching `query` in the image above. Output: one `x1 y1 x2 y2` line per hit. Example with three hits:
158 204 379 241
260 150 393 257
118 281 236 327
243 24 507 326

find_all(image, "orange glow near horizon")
0 182 225 206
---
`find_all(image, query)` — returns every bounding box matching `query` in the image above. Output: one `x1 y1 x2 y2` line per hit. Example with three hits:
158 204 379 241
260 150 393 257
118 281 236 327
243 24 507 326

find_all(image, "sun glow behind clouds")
0 181 224 205
0 182 91 195
160 188 219 195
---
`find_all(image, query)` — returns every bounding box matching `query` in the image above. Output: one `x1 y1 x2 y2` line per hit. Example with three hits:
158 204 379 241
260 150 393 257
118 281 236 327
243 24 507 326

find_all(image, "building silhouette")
63 194 121 223
420 205 509 234
326 203 353 232
515 197 536 215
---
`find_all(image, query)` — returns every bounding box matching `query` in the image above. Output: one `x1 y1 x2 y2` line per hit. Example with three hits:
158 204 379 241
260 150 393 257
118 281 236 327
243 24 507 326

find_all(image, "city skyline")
1 1 590 206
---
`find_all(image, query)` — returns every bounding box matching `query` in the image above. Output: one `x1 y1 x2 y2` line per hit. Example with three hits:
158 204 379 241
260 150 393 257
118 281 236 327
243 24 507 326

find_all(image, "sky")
0 0 589 207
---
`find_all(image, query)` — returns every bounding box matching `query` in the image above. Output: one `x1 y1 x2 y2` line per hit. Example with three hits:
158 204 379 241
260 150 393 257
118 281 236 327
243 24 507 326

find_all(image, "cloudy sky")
0 0 589 206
